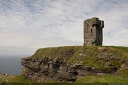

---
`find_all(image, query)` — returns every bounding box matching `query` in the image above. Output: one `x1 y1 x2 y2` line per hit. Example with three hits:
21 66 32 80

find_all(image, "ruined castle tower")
83 17 104 46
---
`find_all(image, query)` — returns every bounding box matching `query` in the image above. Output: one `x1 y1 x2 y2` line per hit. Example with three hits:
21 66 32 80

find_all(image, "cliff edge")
21 46 128 82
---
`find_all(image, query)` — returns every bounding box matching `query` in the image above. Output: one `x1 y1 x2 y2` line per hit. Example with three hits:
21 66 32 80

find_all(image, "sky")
0 0 128 56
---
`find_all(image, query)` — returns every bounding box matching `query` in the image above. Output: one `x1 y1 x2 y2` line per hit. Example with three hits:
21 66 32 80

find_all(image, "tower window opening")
91 29 92 33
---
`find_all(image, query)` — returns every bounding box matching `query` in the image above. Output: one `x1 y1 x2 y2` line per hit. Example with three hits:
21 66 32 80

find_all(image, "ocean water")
0 55 28 75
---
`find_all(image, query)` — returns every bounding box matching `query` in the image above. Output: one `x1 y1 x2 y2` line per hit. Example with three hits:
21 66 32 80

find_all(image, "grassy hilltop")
32 46 128 72
1 46 128 84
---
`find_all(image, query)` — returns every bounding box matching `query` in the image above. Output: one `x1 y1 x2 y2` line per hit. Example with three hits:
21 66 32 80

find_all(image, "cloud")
0 0 128 55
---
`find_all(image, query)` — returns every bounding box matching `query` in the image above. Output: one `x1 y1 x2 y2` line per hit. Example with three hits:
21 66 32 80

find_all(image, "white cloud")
0 0 128 55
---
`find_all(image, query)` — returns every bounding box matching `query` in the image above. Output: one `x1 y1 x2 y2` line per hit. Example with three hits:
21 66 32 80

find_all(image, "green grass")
0 75 35 83
1 74 128 84
0 74 69 85
33 46 81 59
75 74 128 84
116 68 128 81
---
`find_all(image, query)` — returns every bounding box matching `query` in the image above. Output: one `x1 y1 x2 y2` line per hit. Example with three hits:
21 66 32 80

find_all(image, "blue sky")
0 0 128 56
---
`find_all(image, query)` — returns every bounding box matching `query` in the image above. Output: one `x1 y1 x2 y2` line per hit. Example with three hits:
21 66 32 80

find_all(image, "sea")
0 55 29 75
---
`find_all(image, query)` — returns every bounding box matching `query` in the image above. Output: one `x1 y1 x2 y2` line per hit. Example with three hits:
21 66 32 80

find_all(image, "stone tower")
83 17 104 46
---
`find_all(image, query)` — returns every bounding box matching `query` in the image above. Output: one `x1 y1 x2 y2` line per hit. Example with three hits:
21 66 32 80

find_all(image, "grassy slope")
1 74 127 84
0 74 35 83
75 74 127 84
32 46 128 69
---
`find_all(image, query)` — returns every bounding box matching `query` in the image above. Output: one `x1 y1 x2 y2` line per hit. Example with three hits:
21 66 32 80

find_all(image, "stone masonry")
83 17 104 46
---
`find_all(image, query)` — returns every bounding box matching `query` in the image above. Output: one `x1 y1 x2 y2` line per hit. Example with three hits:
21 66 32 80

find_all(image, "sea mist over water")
0 55 29 75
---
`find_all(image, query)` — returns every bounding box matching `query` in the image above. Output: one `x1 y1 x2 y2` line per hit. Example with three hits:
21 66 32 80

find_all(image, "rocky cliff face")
21 46 128 82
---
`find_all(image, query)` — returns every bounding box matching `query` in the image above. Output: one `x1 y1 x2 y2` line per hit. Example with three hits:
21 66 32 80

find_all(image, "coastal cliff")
21 46 128 82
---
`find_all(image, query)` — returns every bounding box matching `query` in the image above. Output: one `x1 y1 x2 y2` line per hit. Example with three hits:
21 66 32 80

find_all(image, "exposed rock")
21 57 81 82
21 46 128 82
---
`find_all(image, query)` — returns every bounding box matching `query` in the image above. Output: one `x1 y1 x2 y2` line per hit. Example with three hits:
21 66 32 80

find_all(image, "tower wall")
83 17 104 46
